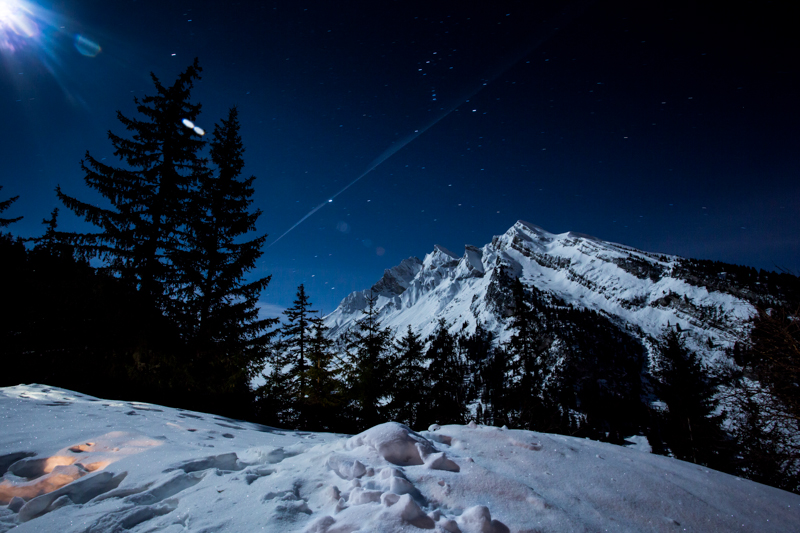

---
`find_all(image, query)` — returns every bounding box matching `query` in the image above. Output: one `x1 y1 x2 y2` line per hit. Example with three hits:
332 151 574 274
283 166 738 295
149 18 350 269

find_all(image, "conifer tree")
653 329 726 466
303 316 343 431
28 208 71 258
259 289 341 430
389 325 427 429
257 342 296 428
56 59 205 305
36 208 60 250
344 292 393 430
0 186 22 227
269 284 316 427
175 106 277 398
724 308 800 492
421 319 467 427
460 323 494 367
747 307 800 425
459 323 494 420
505 277 551 430
481 344 511 426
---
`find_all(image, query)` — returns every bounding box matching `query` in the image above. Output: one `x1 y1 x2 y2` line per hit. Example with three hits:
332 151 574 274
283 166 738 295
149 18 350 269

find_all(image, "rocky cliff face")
324 220 758 361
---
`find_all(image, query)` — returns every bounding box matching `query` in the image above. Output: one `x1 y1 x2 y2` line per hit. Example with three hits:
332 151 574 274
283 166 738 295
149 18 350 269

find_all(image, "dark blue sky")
2 0 797 315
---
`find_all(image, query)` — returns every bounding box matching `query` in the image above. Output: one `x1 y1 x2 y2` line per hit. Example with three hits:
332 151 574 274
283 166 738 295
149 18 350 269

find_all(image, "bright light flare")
0 0 40 50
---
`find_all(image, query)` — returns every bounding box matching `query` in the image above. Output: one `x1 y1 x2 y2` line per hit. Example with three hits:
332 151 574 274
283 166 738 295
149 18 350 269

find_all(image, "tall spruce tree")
270 284 316 427
653 329 726 467
421 319 468 427
303 316 343 431
56 59 205 305
389 325 427 429
174 106 276 401
344 292 393 431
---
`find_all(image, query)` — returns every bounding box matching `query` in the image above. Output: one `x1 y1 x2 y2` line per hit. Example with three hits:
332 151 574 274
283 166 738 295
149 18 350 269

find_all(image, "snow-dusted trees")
479 344 511 426
746 308 800 428
505 278 550 429
652 329 727 467
498 278 564 432
724 308 800 492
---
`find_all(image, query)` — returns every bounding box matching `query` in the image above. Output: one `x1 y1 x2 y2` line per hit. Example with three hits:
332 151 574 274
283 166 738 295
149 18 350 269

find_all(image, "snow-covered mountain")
2 384 799 532
324 221 756 361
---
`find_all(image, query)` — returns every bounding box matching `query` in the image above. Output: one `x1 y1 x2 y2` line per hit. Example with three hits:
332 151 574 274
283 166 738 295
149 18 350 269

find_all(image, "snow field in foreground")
1 384 799 532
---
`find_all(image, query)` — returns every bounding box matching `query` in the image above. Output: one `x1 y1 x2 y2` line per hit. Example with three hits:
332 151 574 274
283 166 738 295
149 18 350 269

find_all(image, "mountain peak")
325 220 756 358
423 245 459 271
433 244 458 259
370 257 423 297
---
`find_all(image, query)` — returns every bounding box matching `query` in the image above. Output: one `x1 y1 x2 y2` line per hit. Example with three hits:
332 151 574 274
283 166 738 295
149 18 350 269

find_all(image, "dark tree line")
1 61 274 417
258 279 645 439
256 275 799 496
257 290 470 433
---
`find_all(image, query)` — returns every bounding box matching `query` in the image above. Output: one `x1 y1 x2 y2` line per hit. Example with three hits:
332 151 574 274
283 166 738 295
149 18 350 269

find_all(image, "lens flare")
74 34 101 57
0 0 40 51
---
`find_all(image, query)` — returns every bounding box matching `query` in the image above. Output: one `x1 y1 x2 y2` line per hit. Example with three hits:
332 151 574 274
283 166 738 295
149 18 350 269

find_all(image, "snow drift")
1 384 798 532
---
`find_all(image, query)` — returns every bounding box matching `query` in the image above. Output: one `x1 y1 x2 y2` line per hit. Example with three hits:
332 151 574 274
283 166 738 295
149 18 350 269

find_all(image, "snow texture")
2 384 799 532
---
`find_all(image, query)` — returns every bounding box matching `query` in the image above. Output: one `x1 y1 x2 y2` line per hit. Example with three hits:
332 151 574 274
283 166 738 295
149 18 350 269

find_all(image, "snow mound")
346 422 459 471
347 422 432 466
2 385 800 533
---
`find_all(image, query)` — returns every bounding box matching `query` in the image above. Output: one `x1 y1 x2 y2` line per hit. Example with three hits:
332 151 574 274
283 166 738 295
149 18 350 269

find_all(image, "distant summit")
324 220 792 362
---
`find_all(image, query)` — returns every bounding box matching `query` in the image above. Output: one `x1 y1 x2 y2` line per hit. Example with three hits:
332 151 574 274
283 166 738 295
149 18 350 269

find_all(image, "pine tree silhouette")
303 316 343 431
654 329 725 466
389 325 427 429
344 292 393 430
174 106 276 402
421 319 467 427
56 59 205 306
269 284 316 427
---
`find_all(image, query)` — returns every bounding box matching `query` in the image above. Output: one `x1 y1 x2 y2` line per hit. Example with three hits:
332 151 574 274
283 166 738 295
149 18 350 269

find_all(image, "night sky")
1 0 797 316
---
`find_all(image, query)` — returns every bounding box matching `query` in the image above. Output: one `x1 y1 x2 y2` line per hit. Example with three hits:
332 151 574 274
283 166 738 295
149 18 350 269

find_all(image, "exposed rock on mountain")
325 221 762 362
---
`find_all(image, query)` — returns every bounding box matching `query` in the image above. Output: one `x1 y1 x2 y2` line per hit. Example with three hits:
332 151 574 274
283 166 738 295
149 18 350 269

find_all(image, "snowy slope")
324 221 755 359
2 384 799 532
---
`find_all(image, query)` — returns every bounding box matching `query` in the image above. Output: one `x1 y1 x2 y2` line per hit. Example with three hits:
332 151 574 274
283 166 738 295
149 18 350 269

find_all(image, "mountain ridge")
324 220 758 362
